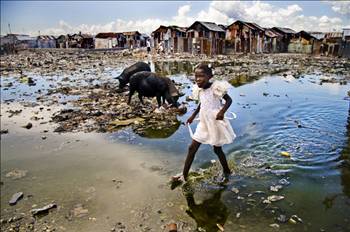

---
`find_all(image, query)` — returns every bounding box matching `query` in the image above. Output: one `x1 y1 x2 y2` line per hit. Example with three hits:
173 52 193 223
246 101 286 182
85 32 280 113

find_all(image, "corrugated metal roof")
38 35 56 40
228 20 255 30
152 25 168 34
168 25 187 33
264 28 282 38
308 32 326 40
343 29 350 37
325 32 343 38
123 31 141 36
16 35 36 41
273 27 296 34
190 21 225 32
246 22 264 31
295 31 317 40
81 34 93 39
218 24 227 30
95 32 118 38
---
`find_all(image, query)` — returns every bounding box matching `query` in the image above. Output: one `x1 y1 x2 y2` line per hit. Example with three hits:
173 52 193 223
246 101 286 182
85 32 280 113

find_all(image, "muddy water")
1 61 350 232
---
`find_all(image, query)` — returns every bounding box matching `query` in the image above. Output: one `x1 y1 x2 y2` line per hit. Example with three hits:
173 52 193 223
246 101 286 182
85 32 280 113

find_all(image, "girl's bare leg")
213 146 231 175
183 140 201 180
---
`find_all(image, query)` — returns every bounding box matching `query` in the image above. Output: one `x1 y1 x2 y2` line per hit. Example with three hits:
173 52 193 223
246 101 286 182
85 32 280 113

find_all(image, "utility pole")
8 23 12 34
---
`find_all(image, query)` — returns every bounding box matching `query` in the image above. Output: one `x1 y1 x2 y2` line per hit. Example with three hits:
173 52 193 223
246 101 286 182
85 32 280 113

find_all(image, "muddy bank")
1 49 349 82
0 131 196 232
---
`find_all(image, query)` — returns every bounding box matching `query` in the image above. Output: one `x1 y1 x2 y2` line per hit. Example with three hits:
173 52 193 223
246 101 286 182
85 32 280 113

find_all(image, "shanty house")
187 21 225 56
152 25 188 53
263 28 283 53
2 34 37 50
123 31 141 48
271 27 296 52
322 32 343 56
288 31 320 54
37 35 56 48
341 28 350 58
152 25 168 50
80 34 94 48
94 32 125 49
56 35 69 48
225 20 265 54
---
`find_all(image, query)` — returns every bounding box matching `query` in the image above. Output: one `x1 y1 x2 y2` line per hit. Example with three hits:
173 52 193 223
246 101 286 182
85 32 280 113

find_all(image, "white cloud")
329 1 350 16
172 4 194 26
209 1 344 31
26 1 348 36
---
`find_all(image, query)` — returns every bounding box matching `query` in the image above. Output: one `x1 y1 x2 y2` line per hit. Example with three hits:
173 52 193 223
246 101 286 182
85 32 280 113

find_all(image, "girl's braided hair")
195 63 213 78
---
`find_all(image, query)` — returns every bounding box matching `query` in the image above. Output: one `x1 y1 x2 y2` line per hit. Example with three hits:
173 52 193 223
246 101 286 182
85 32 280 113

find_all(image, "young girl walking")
175 63 236 181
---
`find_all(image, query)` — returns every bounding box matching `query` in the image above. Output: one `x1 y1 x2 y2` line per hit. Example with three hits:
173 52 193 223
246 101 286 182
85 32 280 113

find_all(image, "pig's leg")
156 94 162 108
128 88 135 105
138 94 144 105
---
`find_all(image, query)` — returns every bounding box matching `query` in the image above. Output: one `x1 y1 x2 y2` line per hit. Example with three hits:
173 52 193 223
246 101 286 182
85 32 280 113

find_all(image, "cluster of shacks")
0 31 149 54
152 20 350 58
1 20 349 58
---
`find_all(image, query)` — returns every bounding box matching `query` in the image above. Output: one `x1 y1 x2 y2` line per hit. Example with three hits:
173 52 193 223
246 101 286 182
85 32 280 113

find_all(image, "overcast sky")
1 1 350 36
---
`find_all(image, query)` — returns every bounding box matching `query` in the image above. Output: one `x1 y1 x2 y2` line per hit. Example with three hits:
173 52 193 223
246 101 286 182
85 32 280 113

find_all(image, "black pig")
128 71 179 108
116 62 151 89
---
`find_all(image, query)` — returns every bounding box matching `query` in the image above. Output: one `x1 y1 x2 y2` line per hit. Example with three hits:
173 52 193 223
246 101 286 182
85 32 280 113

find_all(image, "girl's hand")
216 111 225 120
186 115 195 124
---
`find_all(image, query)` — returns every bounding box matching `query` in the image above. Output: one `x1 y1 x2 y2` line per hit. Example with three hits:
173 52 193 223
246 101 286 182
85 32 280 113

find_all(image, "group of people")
145 39 175 55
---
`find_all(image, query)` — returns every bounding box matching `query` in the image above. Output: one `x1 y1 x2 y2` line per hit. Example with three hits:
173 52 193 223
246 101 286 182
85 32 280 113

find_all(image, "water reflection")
153 61 194 76
322 101 350 210
183 185 229 232
134 120 181 139
228 74 259 87
340 101 350 197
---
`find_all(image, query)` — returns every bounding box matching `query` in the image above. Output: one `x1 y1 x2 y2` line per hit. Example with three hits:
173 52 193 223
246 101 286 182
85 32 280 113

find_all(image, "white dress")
191 80 236 146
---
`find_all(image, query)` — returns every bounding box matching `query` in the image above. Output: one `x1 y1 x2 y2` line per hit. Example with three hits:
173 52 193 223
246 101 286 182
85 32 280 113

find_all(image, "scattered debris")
216 223 224 231
276 214 288 223
31 203 57 216
231 187 239 194
280 151 291 158
5 169 28 179
70 204 89 218
9 192 24 205
168 223 177 232
270 185 283 192
22 122 33 129
278 178 290 186
269 223 280 229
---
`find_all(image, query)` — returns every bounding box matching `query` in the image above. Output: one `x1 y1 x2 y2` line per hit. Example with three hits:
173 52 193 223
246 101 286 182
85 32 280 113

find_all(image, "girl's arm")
216 94 232 120
187 104 201 124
